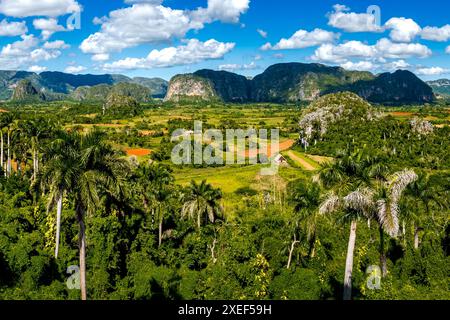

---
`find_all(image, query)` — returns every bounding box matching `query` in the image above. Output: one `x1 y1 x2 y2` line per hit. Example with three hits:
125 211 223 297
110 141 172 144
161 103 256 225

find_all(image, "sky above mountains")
0 0 449 80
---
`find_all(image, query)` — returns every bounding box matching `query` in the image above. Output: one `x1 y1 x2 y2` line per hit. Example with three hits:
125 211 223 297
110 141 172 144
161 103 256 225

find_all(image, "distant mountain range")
427 79 450 98
0 70 168 101
165 63 436 105
2 63 440 105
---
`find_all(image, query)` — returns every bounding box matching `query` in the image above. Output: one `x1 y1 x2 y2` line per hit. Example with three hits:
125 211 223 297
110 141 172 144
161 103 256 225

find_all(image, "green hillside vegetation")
0 92 448 301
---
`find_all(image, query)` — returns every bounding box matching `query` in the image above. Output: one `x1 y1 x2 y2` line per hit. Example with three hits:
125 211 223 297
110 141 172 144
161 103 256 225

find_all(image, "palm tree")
40 129 129 300
289 180 321 259
0 113 14 174
372 169 418 275
320 188 374 300
317 148 379 300
403 173 448 249
181 180 223 230
135 164 175 247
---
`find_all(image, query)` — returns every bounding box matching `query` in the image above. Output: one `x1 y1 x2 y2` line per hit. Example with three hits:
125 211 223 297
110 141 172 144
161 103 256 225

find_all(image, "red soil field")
125 148 152 156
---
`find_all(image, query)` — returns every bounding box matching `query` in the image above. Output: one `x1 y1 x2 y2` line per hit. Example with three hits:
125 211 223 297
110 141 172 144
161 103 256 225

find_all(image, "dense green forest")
0 93 449 300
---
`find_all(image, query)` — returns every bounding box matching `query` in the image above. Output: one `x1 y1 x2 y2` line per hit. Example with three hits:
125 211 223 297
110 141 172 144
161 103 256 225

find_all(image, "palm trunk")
287 238 299 269
7 130 10 177
414 225 420 249
343 220 357 301
158 219 163 247
77 207 87 300
197 200 201 230
379 227 387 277
55 195 63 258
33 148 37 181
1 133 3 173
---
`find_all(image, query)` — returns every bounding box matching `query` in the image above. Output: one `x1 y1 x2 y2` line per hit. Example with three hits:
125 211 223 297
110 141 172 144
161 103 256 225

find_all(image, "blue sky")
0 0 449 80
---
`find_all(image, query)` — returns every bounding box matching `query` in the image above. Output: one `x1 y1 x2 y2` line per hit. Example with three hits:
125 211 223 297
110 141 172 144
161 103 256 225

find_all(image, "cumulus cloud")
0 19 27 36
0 0 81 18
385 17 422 42
92 53 110 62
191 0 250 24
340 60 376 71
312 38 431 63
376 38 431 59
65 65 86 74
257 29 268 38
81 1 248 56
327 4 383 32
43 40 69 49
80 4 199 55
384 59 411 71
0 34 64 70
312 41 377 63
415 66 449 76
103 39 235 71
421 25 450 42
262 28 339 50
218 61 258 71
28 65 47 73
33 18 66 40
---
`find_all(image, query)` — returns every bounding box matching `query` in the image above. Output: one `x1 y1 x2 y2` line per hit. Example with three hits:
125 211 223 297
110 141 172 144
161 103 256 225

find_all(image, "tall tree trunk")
32 148 37 181
7 130 10 177
343 220 357 301
55 195 63 258
308 230 317 259
287 237 299 269
379 227 387 277
1 133 3 173
414 225 420 250
77 207 87 300
158 218 163 247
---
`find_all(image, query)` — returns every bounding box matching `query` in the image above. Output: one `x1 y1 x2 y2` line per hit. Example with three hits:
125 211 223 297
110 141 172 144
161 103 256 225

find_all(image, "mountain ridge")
166 63 435 105
0 70 168 101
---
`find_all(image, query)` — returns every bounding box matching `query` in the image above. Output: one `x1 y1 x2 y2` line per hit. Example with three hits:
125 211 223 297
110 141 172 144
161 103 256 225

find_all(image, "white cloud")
376 38 431 59
312 41 377 63
384 59 411 71
81 1 248 56
312 38 431 63
92 53 110 62
103 39 235 71
0 0 81 18
0 34 62 70
0 19 27 36
33 18 66 40
421 25 450 42
415 66 449 76
43 40 69 49
385 17 421 43
65 65 86 74
263 28 339 50
218 61 258 71
327 4 383 32
260 42 272 51
340 60 376 71
28 65 47 73
80 4 197 55
257 29 268 38
446 46 450 54
191 0 250 24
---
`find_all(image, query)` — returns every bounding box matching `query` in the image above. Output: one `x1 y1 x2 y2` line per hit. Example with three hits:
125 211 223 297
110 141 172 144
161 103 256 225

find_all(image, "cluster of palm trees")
0 113 225 300
290 148 447 300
